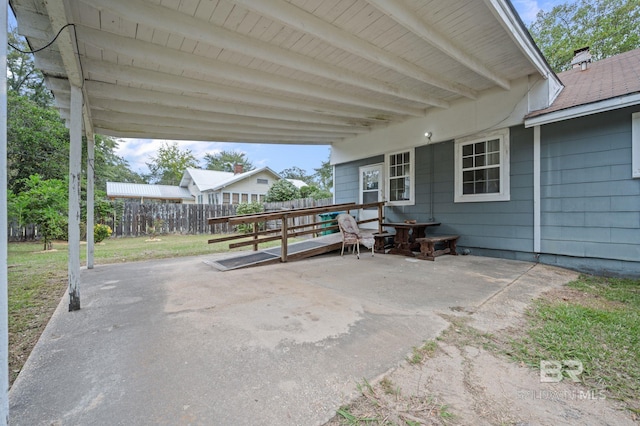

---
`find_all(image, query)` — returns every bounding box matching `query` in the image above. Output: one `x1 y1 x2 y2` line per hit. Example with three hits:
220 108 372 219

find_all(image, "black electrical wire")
8 23 76 54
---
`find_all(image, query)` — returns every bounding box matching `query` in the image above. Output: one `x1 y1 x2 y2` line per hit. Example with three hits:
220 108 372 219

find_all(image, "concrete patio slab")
9 253 577 425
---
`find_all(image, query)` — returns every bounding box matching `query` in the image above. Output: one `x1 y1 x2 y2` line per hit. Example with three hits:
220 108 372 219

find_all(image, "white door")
359 164 384 229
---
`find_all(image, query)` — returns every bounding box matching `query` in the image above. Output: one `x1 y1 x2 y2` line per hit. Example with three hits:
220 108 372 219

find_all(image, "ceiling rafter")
62 110 361 139
77 59 406 121
85 99 376 134
93 124 338 144
233 0 478 99
367 0 510 90
77 25 425 117
54 83 390 128
43 0 94 137
79 0 449 109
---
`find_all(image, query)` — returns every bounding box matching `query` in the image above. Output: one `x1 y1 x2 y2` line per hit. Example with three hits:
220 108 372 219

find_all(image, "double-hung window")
455 129 510 202
386 148 414 205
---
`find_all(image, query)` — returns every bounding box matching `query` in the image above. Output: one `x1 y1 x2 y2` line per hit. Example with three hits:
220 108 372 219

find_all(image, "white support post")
1 1 11 422
533 125 541 254
68 85 82 311
86 135 95 269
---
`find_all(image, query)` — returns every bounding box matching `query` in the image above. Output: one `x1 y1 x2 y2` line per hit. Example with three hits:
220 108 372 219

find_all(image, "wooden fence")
8 197 334 240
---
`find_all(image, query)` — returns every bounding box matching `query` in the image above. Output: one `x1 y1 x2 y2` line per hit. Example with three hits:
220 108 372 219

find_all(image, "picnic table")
381 222 441 257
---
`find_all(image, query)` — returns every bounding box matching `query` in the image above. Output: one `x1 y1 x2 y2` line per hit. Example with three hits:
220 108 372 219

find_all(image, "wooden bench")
372 232 392 254
414 235 459 261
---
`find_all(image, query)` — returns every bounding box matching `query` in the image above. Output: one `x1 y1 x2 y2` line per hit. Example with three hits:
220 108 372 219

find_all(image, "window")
241 193 249 203
633 112 640 178
257 178 269 184
222 192 230 205
455 129 510 202
251 194 258 202
197 195 203 204
385 148 414 205
232 193 240 204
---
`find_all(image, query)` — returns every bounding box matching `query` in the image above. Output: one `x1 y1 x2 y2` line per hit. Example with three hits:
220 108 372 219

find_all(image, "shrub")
94 224 112 243
235 202 265 234
264 179 300 202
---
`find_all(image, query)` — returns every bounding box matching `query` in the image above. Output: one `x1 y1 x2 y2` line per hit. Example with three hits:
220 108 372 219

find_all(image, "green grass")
508 275 640 412
7 233 282 385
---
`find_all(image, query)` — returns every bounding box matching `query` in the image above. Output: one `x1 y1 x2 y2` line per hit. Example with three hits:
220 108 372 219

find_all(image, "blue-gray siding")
335 125 535 255
334 109 640 276
540 107 640 264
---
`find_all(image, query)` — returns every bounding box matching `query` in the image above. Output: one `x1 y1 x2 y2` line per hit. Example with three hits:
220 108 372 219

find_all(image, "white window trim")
454 128 510 203
385 148 415 206
633 112 640 178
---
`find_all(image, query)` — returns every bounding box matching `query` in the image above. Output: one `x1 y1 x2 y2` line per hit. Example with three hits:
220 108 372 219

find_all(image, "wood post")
68 85 82 311
86 135 95 269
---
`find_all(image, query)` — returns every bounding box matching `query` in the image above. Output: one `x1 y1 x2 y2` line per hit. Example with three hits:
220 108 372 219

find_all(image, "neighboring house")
106 182 194 203
180 166 283 205
108 166 307 205
332 48 640 277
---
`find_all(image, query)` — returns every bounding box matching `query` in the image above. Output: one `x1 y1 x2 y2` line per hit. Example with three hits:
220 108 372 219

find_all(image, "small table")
381 222 441 256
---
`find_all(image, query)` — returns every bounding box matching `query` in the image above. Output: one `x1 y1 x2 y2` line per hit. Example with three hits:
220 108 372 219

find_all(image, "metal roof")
106 182 193 200
9 0 554 146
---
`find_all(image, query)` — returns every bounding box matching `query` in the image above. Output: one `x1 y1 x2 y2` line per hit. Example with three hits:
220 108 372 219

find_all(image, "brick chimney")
233 163 244 174
570 47 592 71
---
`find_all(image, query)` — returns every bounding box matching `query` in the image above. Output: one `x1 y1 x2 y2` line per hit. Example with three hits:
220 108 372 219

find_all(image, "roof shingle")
527 48 640 118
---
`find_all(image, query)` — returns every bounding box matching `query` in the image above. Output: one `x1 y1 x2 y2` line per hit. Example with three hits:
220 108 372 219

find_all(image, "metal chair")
336 213 374 259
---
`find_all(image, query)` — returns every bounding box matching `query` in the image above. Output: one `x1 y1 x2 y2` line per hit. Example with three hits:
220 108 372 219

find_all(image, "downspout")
429 143 435 221
533 125 541 254
1 2 10 422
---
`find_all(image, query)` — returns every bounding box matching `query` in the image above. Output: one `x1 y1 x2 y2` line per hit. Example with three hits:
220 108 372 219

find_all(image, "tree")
7 92 70 192
146 142 199 185
529 0 640 72
312 158 333 191
86 134 146 190
300 184 332 200
264 179 301 202
279 166 313 184
7 28 53 106
13 175 68 250
204 150 254 172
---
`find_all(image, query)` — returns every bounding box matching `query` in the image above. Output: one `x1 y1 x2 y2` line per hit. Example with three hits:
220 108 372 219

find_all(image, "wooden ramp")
206 233 344 271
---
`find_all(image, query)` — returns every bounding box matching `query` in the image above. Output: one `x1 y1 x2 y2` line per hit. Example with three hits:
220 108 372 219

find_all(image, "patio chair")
336 213 375 259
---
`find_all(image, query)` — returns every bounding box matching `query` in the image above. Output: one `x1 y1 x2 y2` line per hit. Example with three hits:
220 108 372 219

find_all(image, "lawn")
7 234 262 385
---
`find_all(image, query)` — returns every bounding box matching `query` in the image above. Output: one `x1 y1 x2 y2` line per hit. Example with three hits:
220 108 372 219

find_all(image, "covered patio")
8 253 578 424
1 0 562 421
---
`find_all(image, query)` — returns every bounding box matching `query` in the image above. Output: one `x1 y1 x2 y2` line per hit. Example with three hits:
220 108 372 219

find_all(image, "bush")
94 224 112 243
264 179 300 202
235 202 265 234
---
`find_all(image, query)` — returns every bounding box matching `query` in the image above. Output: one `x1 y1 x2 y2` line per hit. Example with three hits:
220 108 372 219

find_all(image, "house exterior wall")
334 125 535 260
334 113 640 276
206 170 277 205
538 106 640 276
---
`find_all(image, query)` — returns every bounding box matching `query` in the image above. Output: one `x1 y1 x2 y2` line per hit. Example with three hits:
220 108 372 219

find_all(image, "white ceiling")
10 0 545 145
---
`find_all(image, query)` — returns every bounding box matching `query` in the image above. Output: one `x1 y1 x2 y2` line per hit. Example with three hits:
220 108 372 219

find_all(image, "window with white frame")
633 112 640 178
386 148 414 205
455 129 510 202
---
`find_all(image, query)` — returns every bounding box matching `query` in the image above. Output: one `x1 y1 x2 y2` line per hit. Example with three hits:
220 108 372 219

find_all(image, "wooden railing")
207 201 385 262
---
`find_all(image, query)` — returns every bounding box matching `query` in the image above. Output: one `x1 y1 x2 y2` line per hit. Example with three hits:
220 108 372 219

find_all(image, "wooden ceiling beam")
77 25 425 117
368 0 510 90
81 0 448 108
233 0 478 99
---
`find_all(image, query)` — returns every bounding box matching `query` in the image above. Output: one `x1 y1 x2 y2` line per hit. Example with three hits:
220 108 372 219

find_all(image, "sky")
9 1 568 177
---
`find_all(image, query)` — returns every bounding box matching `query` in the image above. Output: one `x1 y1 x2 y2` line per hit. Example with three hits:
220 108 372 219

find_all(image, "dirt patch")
326 285 638 425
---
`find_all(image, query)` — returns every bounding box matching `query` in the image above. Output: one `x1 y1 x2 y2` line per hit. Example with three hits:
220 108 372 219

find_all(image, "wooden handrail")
207 202 358 225
207 201 386 262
